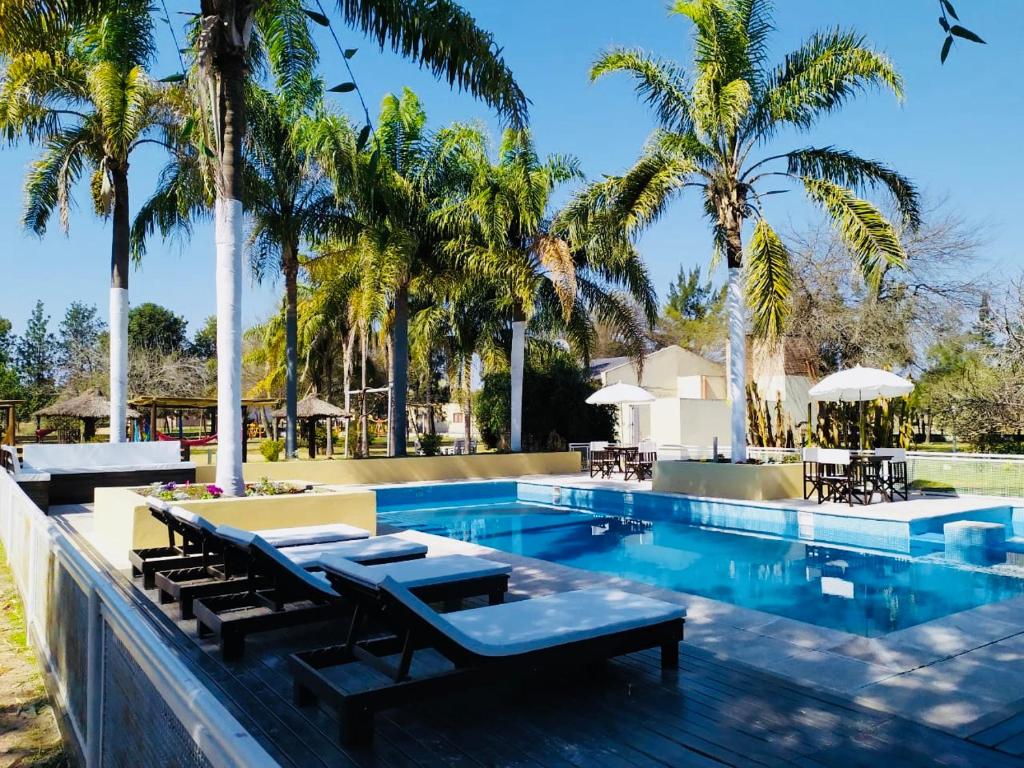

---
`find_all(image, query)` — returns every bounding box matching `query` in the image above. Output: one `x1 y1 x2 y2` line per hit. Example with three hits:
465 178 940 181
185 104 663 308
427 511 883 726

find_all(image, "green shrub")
260 438 284 462
476 348 616 451
419 433 443 456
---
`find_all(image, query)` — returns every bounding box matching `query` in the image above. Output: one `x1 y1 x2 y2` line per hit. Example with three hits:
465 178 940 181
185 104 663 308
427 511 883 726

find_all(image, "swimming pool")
377 482 1024 637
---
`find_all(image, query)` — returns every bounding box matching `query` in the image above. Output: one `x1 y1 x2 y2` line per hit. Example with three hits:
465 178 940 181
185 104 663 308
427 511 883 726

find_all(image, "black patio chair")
589 450 616 478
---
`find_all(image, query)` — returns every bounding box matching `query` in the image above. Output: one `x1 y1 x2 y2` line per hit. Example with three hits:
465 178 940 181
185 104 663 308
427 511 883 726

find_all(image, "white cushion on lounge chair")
282 536 427 568
381 579 685 658
169 506 218 534
39 462 196 474
244 533 340 598
23 441 187 470
320 553 511 590
255 523 369 548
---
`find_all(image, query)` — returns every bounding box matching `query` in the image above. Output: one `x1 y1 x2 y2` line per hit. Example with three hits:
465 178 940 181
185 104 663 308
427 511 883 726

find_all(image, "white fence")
568 442 1024 498
0 471 277 767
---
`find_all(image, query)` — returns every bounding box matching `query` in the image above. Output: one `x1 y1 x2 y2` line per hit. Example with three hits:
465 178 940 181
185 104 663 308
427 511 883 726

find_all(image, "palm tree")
192 0 527 492
0 0 176 443
442 129 657 451
586 0 920 461
328 89 488 456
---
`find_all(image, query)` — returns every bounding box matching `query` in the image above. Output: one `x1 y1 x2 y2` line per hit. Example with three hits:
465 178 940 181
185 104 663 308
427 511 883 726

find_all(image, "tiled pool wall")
374 480 1022 556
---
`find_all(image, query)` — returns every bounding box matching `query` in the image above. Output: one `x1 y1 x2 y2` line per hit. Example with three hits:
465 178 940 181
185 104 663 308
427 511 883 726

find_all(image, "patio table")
605 445 639 474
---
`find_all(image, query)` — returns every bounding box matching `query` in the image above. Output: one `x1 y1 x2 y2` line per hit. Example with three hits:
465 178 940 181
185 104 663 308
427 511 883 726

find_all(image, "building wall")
679 399 732 447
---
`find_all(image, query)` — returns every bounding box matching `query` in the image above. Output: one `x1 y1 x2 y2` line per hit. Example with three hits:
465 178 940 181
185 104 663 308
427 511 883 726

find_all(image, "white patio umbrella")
809 366 914 449
586 383 655 445
585 382 656 405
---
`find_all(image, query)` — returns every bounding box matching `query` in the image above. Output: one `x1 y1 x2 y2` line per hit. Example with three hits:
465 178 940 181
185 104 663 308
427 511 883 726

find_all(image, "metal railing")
570 441 1024 497
0 471 277 767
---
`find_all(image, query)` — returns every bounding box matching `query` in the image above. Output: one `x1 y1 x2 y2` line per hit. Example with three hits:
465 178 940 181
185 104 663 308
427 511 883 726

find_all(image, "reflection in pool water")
380 501 1024 637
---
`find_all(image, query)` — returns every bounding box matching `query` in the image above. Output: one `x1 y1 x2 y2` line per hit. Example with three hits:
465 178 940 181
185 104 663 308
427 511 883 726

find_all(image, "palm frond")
589 48 694 133
335 0 527 127
255 0 318 98
785 146 920 229
801 176 906 287
756 29 902 136
23 122 95 234
744 218 791 340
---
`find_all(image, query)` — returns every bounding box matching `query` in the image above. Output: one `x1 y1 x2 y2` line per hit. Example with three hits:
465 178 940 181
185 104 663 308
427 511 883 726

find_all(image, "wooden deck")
98 581 1024 766
46 509 1024 768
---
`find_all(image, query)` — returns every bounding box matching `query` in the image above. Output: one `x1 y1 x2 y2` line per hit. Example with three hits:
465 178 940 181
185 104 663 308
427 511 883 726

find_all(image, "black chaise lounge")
149 508 426 619
131 498 370 588
290 578 686 744
193 532 512 660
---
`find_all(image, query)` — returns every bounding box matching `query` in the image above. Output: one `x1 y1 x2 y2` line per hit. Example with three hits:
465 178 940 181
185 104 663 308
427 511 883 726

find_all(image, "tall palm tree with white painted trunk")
0 0 175 443
586 0 920 461
195 0 526 492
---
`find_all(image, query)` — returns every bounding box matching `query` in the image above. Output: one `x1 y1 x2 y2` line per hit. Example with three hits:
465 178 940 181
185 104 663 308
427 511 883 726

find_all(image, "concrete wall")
679 399 732 447
652 460 802 500
93 486 377 567
194 451 581 486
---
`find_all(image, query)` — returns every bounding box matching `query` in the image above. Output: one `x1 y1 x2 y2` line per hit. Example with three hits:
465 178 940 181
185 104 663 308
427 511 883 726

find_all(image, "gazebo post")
149 404 157 442
4 404 14 445
326 417 333 457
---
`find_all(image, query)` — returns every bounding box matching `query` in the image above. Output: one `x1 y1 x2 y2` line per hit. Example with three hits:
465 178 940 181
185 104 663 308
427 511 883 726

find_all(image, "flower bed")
140 477 313 502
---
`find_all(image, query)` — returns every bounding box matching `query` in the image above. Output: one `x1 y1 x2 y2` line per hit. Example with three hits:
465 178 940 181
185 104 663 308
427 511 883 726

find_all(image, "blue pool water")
377 483 1024 637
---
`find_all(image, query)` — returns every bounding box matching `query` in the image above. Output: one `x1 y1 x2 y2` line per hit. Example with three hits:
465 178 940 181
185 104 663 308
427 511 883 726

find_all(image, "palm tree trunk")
108 161 130 444
284 247 298 459
464 357 474 454
391 282 409 457
724 227 748 463
509 306 526 452
360 323 368 457
209 30 249 496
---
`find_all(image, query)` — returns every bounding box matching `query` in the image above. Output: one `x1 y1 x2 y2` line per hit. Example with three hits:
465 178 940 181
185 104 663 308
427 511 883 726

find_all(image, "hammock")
155 430 218 447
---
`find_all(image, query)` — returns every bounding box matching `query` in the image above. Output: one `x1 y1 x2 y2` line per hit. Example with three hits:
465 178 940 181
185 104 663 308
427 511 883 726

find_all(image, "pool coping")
367 475 1024 737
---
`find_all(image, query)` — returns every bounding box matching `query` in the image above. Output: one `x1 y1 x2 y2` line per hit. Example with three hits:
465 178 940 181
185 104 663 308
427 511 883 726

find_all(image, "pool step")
909 531 945 554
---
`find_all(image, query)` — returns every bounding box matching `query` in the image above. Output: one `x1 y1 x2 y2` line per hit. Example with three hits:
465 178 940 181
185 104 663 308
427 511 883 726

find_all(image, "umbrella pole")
859 396 865 451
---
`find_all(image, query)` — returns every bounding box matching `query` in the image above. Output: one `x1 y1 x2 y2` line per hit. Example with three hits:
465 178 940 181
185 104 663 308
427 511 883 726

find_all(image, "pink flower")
206 484 223 497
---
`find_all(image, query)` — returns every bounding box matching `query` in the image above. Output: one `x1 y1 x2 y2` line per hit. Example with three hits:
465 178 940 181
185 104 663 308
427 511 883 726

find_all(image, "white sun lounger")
290 577 686 743
193 533 511 659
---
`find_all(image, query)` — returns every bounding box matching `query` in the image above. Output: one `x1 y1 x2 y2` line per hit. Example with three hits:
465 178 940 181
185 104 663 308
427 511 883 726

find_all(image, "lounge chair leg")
158 588 173 605
293 680 315 707
196 620 211 638
660 640 679 670
221 633 244 662
339 704 374 745
180 596 195 621
144 571 156 590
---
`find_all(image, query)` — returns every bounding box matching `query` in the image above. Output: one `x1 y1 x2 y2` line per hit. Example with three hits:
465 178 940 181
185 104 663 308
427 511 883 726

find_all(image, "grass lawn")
0 543 67 768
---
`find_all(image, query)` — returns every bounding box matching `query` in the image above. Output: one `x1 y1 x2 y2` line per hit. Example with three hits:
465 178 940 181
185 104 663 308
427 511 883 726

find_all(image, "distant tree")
475 348 616 451
128 303 188 353
0 316 13 368
652 266 726 358
190 316 217 360
16 300 57 413
58 301 105 386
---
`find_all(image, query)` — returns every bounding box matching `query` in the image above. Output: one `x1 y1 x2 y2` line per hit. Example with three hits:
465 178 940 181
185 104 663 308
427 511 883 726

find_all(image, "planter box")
194 451 582 486
652 460 802 501
92 486 376 569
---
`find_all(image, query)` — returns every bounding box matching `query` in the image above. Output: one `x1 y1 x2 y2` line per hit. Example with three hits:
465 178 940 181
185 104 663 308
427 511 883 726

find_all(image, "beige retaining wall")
652 460 802 501
193 451 581 486
92 486 376 568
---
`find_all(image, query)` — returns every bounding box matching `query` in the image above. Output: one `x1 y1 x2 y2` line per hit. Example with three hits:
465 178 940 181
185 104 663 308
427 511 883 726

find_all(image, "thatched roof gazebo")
271 394 348 458
34 388 141 442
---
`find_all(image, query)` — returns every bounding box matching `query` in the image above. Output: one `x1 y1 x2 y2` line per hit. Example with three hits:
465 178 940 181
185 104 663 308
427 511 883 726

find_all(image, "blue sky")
1 0 1021 336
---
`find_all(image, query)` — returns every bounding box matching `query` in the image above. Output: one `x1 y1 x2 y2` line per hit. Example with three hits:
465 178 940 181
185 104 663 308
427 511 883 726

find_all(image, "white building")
591 343 812 449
